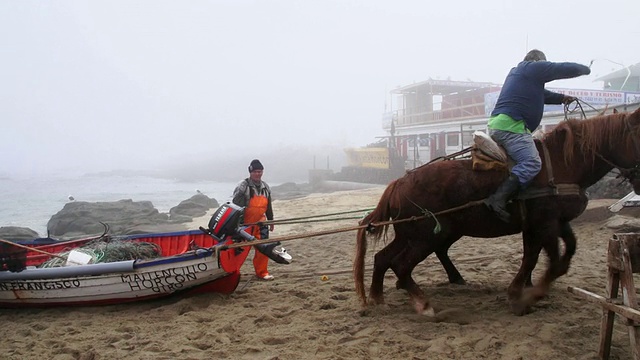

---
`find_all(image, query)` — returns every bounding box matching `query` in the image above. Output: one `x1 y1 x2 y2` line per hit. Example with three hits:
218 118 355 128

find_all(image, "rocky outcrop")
0 226 40 241
169 194 219 222
271 182 313 200
587 173 632 199
597 204 640 230
46 194 221 239
47 200 182 239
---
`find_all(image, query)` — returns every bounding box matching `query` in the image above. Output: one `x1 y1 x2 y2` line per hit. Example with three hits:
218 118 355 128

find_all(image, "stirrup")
484 200 511 223
490 205 511 223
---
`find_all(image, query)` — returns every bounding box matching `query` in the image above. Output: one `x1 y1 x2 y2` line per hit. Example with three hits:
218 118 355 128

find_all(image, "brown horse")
354 107 640 316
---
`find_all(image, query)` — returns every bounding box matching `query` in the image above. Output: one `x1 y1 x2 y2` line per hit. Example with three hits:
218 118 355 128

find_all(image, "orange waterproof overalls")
244 193 270 278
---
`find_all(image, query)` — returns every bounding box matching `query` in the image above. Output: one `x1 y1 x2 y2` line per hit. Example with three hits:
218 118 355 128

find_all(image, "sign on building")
484 88 638 116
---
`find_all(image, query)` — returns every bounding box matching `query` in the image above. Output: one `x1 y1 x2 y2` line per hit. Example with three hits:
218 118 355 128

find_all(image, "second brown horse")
354 107 640 316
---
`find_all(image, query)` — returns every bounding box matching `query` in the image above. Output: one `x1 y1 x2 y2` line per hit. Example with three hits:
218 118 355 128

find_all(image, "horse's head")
611 107 640 193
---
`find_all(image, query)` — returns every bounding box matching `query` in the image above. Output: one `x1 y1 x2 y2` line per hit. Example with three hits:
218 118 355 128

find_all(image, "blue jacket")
491 61 591 131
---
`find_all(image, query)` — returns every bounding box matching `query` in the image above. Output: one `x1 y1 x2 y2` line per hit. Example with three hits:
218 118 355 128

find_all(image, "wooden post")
598 265 619 359
568 233 640 360
619 234 640 360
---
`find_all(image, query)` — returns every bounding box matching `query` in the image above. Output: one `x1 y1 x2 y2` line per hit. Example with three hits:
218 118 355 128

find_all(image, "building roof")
594 62 640 81
392 79 497 95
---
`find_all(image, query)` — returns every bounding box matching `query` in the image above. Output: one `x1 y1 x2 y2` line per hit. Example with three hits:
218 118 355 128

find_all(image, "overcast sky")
1 0 638 177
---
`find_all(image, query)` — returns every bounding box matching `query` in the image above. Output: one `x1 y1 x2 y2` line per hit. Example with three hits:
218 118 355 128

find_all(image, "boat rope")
241 207 375 226
251 216 368 225
218 200 484 250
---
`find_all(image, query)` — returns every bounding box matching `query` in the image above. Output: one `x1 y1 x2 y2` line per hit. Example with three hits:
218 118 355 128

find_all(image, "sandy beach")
0 187 636 359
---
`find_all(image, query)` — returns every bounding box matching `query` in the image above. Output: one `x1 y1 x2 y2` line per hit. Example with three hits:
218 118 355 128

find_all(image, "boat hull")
0 230 250 307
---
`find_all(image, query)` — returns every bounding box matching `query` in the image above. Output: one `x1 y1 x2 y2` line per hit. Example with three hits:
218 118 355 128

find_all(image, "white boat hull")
0 249 235 307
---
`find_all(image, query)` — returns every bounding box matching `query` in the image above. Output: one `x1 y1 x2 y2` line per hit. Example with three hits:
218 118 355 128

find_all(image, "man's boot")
484 173 520 223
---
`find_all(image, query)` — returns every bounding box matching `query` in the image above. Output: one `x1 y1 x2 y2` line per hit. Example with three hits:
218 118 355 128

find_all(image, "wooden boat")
0 229 251 308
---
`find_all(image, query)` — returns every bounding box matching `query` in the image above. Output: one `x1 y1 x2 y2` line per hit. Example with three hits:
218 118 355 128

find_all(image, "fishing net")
39 240 162 268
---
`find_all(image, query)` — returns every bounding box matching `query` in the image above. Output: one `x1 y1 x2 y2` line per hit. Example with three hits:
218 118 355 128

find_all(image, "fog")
1 0 638 182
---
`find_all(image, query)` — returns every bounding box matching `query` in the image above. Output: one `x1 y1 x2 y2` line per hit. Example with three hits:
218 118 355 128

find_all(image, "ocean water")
0 174 238 237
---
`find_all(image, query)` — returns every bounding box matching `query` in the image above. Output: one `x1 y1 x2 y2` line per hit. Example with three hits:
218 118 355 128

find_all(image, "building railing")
382 101 487 129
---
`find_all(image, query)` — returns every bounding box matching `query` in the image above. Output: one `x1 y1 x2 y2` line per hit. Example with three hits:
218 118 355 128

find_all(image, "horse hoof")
521 287 545 305
421 306 436 317
450 278 467 285
509 300 531 316
413 300 436 317
367 296 385 306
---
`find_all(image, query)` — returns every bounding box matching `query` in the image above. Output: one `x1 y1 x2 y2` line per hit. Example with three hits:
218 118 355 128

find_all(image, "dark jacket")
491 60 591 131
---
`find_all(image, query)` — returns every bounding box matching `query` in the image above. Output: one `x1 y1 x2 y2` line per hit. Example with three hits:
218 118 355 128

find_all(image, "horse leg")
436 250 465 285
519 222 575 290
522 228 568 306
508 229 543 315
525 271 534 287
557 221 577 276
435 234 465 285
390 239 436 316
522 234 535 288
521 222 576 305
368 236 405 305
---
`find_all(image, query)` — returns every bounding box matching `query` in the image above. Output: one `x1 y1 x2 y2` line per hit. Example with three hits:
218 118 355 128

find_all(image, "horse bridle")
594 115 640 183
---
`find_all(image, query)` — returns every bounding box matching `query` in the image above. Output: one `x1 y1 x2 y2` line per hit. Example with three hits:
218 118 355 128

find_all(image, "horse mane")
543 111 629 166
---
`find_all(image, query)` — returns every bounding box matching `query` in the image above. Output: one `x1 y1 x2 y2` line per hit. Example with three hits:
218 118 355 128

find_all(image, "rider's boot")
484 173 520 223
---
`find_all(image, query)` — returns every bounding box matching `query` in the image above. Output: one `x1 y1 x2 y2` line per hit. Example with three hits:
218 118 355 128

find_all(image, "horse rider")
484 49 591 222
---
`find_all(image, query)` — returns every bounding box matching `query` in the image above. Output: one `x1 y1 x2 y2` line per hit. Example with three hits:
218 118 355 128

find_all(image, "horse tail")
354 224 370 306
354 180 398 306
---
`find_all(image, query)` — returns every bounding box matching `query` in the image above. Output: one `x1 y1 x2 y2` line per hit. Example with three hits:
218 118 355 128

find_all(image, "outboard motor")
234 225 292 265
207 202 244 242
206 202 292 264
254 241 292 265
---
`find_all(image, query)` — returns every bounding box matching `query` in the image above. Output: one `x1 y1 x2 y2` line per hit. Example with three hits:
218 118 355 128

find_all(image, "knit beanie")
248 159 264 172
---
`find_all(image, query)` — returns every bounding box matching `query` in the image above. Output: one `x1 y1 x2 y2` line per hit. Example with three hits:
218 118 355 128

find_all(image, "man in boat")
484 49 591 222
232 159 290 280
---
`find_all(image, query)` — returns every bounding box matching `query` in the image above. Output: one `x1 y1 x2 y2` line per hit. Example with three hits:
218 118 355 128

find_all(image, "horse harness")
517 141 583 200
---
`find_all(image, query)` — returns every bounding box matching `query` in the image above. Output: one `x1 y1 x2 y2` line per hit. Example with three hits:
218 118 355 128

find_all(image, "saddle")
471 129 547 171
471 131 582 199
471 131 508 172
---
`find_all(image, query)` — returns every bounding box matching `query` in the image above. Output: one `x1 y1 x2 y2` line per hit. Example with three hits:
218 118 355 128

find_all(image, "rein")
564 99 588 121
